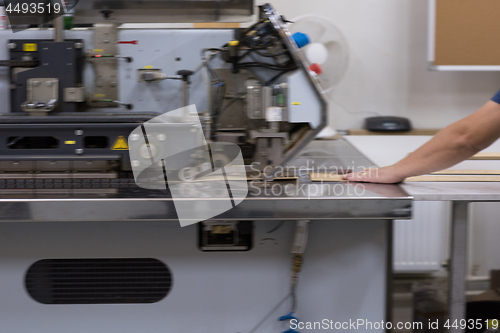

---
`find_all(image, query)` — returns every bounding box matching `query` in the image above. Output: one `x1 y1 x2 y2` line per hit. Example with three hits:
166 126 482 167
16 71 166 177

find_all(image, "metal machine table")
401 183 500 333
347 135 500 333
0 139 411 333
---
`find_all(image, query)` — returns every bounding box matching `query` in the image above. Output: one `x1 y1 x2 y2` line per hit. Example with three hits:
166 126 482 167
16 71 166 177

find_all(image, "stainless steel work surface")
346 135 500 202
0 139 412 222
346 135 500 333
400 182 500 201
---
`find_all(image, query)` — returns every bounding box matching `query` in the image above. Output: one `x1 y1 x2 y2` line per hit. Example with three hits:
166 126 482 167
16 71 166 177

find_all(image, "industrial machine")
0 0 326 184
0 2 412 333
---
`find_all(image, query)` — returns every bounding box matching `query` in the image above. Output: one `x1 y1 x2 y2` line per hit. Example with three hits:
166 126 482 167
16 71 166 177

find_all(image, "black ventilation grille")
25 258 172 304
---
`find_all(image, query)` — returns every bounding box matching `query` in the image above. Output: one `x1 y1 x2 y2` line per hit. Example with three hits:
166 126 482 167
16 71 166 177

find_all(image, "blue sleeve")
492 89 500 104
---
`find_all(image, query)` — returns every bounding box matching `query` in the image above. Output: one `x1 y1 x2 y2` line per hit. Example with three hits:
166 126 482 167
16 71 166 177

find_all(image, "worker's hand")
343 166 406 184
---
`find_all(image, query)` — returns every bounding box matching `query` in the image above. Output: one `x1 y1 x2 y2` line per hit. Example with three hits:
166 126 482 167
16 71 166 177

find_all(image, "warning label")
111 136 129 150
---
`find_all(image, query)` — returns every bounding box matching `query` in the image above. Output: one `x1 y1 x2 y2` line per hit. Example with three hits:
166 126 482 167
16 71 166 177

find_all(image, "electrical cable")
210 81 226 141
290 254 303 313
203 48 223 53
248 227 306 333
291 284 298 313
0 60 38 67
267 220 285 234
218 93 245 117
7 137 25 147
253 48 286 58
265 68 293 86
204 24 299 141
238 62 295 71
247 293 291 333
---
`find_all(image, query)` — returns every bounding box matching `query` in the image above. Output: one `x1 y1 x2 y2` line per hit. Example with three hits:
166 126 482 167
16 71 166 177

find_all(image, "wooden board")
193 23 241 29
405 175 500 182
247 176 298 181
309 171 500 183
432 169 500 175
309 173 345 182
347 129 441 136
469 153 500 160
434 0 500 65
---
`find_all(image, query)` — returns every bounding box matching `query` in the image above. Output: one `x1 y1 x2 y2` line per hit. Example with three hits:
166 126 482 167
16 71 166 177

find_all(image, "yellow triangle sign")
111 136 129 150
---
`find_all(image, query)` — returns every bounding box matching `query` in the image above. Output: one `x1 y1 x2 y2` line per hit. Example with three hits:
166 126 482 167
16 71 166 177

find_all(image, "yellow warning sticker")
111 136 129 150
23 43 37 52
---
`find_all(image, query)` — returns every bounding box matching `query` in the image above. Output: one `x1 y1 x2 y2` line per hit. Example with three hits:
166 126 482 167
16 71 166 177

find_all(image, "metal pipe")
182 81 189 107
54 15 64 42
448 201 469 333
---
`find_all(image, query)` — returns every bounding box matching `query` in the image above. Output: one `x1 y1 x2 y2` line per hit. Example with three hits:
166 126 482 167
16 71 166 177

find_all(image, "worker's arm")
344 100 500 183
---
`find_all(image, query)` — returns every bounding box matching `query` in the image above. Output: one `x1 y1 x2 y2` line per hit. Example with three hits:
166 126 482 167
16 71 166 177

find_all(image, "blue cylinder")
292 32 310 48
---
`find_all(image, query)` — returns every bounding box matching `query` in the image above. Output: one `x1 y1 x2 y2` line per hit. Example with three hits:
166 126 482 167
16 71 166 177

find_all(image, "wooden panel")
469 153 500 160
247 176 298 181
309 173 345 182
193 23 241 28
309 171 500 182
432 169 500 175
435 0 500 65
405 175 500 182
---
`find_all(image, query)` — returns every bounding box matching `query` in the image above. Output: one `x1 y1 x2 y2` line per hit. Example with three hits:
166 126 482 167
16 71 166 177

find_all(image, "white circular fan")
289 14 350 94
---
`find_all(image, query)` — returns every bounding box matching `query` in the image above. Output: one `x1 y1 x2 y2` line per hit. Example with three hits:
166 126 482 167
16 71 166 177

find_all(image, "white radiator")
394 201 450 272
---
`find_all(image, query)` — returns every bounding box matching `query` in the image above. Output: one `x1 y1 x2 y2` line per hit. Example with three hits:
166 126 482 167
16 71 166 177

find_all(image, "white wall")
258 0 500 130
